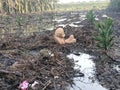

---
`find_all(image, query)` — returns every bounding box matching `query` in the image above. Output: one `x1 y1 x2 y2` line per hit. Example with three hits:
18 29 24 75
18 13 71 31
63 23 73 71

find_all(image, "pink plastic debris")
19 80 29 90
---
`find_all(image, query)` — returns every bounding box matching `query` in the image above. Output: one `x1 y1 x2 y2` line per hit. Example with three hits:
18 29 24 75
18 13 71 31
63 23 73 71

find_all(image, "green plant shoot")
93 18 114 52
86 10 95 24
16 16 23 27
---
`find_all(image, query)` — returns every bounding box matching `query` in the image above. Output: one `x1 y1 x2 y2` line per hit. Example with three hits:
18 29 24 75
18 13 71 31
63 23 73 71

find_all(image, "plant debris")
0 25 95 90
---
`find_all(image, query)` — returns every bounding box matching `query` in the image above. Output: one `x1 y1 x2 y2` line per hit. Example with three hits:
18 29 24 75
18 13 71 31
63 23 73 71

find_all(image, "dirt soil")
0 24 95 90
0 10 120 90
95 10 120 90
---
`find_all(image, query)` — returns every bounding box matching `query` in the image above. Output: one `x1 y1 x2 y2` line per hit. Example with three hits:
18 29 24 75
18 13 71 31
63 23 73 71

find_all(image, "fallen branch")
0 70 22 76
42 80 51 90
0 49 18 52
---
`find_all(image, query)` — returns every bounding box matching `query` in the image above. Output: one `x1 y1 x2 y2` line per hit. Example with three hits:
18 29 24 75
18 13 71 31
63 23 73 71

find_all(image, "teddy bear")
54 27 76 44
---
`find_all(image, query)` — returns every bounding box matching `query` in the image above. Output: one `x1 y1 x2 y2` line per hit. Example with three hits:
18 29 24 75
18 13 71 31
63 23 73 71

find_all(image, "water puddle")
80 15 86 18
67 53 108 90
71 12 79 15
69 23 84 28
53 18 67 23
67 19 72 22
113 64 120 73
73 21 82 24
58 24 66 27
80 18 86 21
102 14 108 18
45 26 55 31
95 18 99 21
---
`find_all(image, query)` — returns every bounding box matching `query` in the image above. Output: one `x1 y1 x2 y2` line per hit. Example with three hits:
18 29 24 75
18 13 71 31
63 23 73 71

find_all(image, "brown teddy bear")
54 27 76 44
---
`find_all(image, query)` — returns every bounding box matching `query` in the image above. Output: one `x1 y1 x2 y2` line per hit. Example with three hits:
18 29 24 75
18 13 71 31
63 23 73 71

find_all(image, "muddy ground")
0 10 120 90
0 25 94 90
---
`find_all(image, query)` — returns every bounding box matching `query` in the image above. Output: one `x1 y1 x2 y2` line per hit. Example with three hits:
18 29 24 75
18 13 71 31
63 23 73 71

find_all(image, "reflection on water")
67 53 107 90
80 15 86 18
102 14 108 18
113 64 120 72
53 18 67 23
69 23 84 28
58 24 66 27
95 18 99 21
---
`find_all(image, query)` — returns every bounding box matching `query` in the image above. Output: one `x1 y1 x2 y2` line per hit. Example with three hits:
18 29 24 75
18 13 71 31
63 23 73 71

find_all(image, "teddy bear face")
54 27 65 44
54 28 65 38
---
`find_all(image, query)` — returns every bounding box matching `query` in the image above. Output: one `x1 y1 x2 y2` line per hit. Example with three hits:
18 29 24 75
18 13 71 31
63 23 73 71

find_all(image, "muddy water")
67 53 108 90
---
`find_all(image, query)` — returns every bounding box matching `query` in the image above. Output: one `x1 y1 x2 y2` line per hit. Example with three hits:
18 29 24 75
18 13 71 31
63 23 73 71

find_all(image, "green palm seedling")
86 10 95 24
94 18 114 53
16 16 23 36
16 16 23 27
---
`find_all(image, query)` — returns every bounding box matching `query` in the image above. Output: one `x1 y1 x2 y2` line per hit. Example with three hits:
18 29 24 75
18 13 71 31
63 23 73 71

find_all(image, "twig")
0 70 22 76
104 52 120 63
42 80 51 90
53 79 57 90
